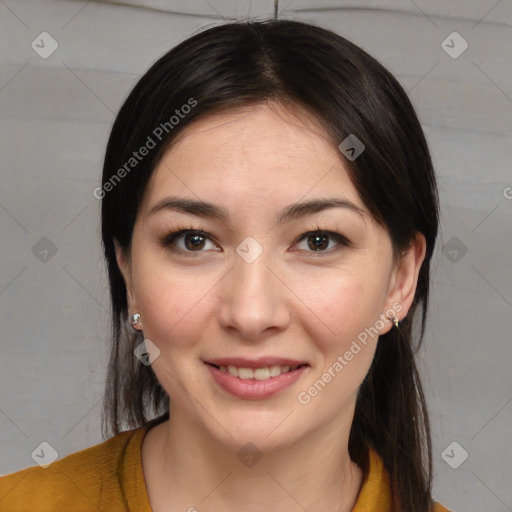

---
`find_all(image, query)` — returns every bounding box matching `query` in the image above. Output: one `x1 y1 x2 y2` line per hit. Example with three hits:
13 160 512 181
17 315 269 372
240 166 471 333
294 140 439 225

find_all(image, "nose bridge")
218 239 289 338
237 245 272 290
232 240 276 307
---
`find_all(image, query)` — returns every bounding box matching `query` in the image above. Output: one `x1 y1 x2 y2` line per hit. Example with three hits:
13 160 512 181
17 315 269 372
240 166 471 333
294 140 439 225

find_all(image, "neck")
143 405 365 512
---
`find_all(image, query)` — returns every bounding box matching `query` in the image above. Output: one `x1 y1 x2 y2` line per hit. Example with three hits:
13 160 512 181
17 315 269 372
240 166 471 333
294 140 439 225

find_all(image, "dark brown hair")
100 19 439 512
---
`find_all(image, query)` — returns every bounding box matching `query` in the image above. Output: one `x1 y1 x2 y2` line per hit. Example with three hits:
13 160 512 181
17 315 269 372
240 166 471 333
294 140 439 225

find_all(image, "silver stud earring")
131 313 142 329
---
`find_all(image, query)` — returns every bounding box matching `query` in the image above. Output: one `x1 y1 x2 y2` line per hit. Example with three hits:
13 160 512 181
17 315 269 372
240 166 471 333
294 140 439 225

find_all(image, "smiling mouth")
205 362 309 381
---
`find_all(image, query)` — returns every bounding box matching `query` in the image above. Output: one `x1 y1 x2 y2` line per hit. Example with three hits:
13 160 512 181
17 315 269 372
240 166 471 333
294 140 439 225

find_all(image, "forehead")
141 102 365 216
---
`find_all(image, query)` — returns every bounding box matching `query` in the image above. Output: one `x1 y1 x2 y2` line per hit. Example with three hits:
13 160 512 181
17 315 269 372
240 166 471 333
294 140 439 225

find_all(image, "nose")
217 248 291 341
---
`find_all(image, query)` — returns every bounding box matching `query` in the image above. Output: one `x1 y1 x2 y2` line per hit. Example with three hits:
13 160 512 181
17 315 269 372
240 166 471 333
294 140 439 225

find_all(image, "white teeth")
238 367 254 380
269 365 281 377
217 364 301 381
227 365 239 377
254 367 270 380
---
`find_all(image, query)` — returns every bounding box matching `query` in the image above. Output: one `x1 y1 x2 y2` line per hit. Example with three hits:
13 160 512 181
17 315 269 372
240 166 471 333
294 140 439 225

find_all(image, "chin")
204 413 305 454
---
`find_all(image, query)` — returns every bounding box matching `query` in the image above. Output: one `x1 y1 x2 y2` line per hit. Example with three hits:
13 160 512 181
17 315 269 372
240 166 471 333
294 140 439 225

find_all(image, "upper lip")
205 357 309 368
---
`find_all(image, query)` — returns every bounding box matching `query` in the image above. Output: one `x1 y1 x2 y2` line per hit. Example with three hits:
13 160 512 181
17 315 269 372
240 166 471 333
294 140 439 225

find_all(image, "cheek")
296 270 387 343
296 279 382 408
132 257 219 350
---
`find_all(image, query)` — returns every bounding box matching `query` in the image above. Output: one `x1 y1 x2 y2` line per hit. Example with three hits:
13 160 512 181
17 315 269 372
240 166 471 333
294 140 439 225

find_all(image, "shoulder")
433 501 452 512
0 426 147 512
355 446 453 512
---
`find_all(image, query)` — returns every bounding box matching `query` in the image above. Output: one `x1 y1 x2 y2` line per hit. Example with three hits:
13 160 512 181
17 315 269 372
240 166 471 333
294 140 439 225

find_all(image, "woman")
0 19 451 512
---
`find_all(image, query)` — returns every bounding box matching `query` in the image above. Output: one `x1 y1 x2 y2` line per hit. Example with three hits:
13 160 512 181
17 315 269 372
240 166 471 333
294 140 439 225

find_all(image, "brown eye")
307 233 330 251
183 233 207 251
161 229 218 253
295 230 351 253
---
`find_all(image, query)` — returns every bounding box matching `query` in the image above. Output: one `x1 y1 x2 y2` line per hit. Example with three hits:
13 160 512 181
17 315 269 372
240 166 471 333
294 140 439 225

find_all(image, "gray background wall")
1 1 511 511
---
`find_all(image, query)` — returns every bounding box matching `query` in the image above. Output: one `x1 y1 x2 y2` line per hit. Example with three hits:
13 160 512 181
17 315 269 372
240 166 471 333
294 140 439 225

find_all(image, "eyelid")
159 224 352 254
159 226 216 251
294 229 352 250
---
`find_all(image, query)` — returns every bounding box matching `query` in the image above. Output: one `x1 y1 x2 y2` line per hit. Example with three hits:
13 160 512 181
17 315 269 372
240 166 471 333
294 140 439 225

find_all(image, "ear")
379 232 427 335
114 238 135 308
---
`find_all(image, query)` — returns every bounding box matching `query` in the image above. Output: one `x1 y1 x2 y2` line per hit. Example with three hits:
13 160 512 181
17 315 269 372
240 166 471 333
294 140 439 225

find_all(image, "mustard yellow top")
0 422 451 512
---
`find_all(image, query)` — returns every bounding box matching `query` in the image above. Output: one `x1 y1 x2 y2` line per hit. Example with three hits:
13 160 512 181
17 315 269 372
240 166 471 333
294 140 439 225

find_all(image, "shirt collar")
124 423 393 512
351 446 393 511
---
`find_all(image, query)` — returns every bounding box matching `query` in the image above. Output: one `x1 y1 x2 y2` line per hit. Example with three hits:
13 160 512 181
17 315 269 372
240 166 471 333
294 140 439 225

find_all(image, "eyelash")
159 223 352 256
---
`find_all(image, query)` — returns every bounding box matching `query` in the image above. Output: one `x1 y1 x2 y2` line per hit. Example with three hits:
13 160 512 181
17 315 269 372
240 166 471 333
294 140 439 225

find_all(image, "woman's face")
117 102 425 452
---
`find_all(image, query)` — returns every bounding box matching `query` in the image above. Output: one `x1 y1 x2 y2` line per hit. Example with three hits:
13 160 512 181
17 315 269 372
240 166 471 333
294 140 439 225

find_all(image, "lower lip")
205 363 308 400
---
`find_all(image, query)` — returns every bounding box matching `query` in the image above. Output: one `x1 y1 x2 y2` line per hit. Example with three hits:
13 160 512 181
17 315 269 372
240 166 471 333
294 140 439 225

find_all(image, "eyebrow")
148 195 366 224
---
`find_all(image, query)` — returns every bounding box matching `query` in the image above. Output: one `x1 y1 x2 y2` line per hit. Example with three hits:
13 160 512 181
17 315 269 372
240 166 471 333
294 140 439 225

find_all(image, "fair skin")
116 101 426 512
